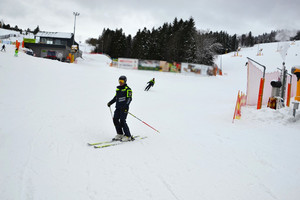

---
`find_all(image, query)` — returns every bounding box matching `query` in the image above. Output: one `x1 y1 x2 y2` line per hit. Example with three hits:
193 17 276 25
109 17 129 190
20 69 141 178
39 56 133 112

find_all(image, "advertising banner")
23 38 36 43
181 63 209 75
138 60 160 71
118 58 138 69
160 61 169 72
160 61 181 72
170 62 181 72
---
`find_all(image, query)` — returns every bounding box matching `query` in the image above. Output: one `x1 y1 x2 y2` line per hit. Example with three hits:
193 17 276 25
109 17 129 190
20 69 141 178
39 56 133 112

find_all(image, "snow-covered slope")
0 42 299 200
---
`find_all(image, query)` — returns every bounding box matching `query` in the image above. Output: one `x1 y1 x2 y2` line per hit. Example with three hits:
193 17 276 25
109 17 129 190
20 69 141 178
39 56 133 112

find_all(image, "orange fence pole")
257 78 265 109
286 83 291 107
296 79 300 101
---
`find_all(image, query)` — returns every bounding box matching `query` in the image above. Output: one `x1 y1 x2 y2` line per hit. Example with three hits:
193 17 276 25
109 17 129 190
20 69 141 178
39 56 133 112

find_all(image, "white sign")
118 58 138 69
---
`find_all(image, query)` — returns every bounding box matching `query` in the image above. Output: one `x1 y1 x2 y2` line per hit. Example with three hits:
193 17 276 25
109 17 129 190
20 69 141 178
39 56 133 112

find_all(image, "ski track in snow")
158 175 182 200
20 126 43 199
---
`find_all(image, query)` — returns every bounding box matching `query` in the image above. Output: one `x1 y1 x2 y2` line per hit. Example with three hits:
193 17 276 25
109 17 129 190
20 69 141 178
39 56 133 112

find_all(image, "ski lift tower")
73 12 80 46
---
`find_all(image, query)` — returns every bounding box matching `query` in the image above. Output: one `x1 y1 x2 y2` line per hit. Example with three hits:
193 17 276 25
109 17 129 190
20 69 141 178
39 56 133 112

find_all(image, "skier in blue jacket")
107 76 134 142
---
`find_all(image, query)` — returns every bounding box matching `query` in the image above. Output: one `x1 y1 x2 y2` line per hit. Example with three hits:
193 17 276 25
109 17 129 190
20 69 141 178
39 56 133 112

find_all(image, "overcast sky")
1 0 299 42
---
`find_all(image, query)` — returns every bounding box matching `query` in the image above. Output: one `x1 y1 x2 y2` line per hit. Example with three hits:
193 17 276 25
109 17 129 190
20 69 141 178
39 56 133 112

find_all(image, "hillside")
0 40 300 200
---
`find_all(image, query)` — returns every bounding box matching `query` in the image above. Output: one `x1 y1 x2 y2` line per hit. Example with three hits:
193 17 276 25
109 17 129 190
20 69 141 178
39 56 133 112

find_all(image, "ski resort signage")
181 63 209 75
159 61 181 72
118 58 138 70
138 60 160 71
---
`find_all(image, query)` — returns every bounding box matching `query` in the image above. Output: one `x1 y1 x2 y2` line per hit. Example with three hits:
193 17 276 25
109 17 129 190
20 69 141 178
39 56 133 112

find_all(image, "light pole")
73 12 80 45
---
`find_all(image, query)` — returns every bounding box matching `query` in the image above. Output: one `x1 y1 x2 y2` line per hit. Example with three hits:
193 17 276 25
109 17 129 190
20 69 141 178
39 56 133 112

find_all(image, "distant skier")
1 44 5 52
107 75 134 142
145 78 155 91
14 48 19 57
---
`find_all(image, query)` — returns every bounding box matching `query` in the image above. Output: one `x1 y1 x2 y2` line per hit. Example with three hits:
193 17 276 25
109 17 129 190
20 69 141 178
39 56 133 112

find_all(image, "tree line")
87 17 300 65
0 21 40 35
88 18 221 65
1 18 299 65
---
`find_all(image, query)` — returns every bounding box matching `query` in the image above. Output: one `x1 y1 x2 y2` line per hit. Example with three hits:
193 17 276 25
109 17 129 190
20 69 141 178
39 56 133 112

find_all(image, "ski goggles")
119 80 125 84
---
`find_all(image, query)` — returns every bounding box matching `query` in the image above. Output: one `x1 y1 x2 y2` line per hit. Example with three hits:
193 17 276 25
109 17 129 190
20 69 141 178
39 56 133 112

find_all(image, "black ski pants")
145 83 153 91
113 108 131 137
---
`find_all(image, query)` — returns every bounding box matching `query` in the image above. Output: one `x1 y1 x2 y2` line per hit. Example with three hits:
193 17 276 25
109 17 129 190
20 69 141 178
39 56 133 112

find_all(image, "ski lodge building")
24 31 82 62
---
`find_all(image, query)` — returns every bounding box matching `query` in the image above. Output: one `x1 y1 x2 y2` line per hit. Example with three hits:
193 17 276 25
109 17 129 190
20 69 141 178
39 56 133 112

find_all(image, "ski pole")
109 107 113 119
127 112 160 133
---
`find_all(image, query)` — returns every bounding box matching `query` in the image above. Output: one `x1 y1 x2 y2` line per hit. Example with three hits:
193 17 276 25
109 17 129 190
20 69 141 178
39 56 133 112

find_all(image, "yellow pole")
296 80 300 101
71 54 74 63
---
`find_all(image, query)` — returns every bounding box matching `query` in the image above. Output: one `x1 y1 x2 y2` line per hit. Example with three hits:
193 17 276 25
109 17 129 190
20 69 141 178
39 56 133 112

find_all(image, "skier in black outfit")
145 78 155 91
1 44 5 52
107 76 134 142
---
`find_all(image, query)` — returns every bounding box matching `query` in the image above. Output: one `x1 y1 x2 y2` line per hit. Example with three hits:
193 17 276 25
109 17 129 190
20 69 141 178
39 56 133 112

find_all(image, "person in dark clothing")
145 78 155 91
107 75 133 142
1 44 5 52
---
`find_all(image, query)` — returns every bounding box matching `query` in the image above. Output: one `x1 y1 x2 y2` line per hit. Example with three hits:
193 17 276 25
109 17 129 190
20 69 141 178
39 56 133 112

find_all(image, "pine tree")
33 26 40 35
132 27 152 59
247 31 254 47
131 29 143 58
240 34 246 47
293 31 300 40
125 35 132 58
181 17 197 63
230 34 238 52
194 31 222 65
26 28 31 35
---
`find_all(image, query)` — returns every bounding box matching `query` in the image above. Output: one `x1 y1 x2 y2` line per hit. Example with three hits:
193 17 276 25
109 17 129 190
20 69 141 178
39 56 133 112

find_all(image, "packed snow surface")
0 40 300 200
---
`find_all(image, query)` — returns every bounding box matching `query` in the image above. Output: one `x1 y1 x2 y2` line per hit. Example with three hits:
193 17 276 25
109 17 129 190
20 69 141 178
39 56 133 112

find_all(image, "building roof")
36 31 73 39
